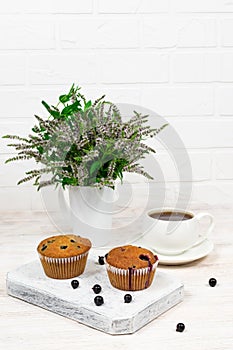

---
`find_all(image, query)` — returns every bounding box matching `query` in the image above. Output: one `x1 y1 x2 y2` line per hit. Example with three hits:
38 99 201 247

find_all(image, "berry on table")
176 323 185 332
94 295 104 306
124 294 132 303
98 256 105 265
209 278 217 287
92 284 102 294
71 280 79 289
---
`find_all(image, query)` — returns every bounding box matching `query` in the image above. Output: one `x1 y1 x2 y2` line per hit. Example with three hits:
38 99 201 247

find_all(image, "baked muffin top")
105 245 158 269
37 234 92 258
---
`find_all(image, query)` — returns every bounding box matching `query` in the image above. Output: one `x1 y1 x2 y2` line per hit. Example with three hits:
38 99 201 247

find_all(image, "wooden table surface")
0 208 233 350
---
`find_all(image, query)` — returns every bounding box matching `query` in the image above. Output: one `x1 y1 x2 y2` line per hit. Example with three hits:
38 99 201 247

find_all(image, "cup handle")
195 213 214 245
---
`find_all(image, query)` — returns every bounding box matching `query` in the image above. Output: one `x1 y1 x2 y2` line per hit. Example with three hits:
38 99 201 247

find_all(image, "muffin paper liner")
106 260 159 291
38 251 89 279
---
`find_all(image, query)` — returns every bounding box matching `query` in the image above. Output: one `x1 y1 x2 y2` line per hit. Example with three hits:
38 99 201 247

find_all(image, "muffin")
37 234 91 279
105 245 159 291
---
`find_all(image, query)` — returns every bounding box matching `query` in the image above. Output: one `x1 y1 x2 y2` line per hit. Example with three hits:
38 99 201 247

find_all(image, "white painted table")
1 208 233 350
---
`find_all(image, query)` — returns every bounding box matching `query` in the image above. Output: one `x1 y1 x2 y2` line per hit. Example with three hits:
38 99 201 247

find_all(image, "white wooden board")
6 252 184 335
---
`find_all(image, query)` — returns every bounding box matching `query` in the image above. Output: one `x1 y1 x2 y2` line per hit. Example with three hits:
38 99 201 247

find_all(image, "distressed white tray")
6 252 184 335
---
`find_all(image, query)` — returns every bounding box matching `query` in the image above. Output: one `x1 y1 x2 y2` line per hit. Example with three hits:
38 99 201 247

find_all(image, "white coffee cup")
141 208 214 255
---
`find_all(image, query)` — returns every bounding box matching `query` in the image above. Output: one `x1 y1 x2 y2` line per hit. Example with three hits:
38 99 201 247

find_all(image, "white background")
1 0 233 210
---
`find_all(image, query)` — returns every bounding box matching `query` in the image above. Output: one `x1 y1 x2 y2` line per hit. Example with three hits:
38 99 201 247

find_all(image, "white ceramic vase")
68 186 114 247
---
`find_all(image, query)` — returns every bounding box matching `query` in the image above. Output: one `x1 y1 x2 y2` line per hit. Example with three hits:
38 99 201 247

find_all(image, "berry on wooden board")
124 294 132 303
98 256 105 265
71 280 79 289
92 284 102 294
94 296 104 306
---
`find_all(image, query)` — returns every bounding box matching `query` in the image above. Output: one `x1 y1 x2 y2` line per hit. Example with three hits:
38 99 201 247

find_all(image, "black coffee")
149 211 193 221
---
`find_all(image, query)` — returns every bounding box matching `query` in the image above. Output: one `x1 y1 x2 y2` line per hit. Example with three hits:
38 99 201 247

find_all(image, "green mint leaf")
37 146 44 154
59 94 70 104
90 161 101 175
42 100 61 119
84 100 92 111
61 101 81 117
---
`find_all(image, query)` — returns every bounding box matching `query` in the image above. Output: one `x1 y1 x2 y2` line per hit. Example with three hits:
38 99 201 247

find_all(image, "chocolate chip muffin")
37 234 91 279
105 245 159 291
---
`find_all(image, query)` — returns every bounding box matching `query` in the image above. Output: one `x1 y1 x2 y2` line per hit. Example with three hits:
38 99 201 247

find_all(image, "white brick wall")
215 152 233 179
0 55 26 85
172 53 219 82
220 19 233 46
0 20 56 50
99 53 169 83
174 0 233 13
0 0 233 210
143 17 216 48
98 0 170 14
60 19 139 49
141 87 214 116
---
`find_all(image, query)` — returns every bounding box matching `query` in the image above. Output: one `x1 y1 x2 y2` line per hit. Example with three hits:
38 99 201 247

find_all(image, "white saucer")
137 239 214 265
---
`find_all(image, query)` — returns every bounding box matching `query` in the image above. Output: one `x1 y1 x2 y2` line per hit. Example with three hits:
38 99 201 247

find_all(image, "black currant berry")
98 256 105 265
209 278 217 287
176 323 185 332
94 295 104 306
124 294 132 303
92 284 102 294
71 280 79 289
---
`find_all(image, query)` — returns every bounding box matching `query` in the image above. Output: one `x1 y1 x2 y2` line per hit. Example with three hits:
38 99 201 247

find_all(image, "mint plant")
3 84 167 190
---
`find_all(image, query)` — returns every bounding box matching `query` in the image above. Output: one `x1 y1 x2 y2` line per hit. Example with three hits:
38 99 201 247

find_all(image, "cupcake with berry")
37 234 91 279
105 245 158 291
